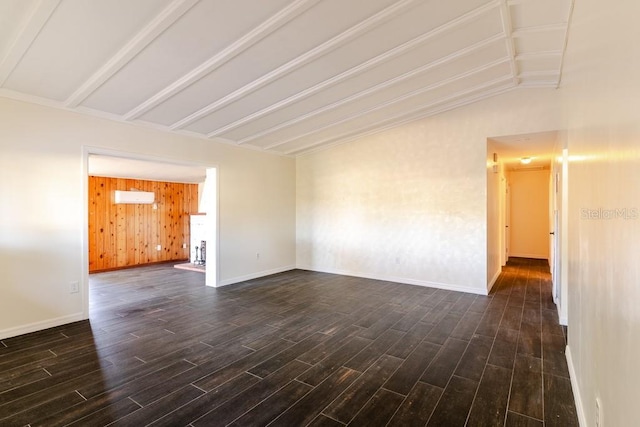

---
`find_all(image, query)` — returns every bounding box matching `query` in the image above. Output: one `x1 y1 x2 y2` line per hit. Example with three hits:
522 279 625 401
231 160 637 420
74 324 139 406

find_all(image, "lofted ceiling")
0 0 573 157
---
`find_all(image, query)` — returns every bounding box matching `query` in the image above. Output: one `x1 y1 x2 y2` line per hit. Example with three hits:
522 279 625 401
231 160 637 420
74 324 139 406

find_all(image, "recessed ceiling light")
520 157 532 164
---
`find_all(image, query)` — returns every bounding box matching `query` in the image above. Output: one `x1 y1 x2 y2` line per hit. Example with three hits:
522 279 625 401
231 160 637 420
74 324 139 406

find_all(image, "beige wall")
0 98 296 338
297 89 563 294
508 169 550 259
560 0 640 425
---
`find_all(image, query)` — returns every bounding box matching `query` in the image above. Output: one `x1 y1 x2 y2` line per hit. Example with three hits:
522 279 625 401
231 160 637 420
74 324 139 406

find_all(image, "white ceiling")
490 130 558 170
0 0 573 157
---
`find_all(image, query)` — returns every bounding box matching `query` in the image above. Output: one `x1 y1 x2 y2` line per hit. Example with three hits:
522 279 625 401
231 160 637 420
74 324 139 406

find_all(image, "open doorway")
487 131 567 324
80 148 218 319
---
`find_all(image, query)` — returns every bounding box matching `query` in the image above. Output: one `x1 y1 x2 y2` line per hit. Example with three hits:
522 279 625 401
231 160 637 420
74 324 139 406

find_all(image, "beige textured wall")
561 0 640 425
297 89 563 294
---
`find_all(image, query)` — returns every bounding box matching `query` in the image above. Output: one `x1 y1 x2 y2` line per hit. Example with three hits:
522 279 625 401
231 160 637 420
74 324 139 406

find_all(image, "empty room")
1 0 639 426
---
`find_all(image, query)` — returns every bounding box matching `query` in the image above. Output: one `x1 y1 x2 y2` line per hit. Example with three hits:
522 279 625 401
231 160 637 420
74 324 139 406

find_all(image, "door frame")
80 146 219 319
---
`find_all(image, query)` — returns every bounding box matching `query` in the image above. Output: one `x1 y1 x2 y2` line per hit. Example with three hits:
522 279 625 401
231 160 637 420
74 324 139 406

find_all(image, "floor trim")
509 253 548 260
0 313 84 340
217 265 296 287
297 265 487 295
566 345 586 426
488 268 501 293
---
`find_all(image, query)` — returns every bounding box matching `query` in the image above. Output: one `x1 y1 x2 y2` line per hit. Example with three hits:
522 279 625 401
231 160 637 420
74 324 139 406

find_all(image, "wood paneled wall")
88 176 199 272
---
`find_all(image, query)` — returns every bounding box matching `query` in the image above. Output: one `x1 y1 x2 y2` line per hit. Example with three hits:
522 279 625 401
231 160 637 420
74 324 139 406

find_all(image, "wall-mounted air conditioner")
114 190 155 204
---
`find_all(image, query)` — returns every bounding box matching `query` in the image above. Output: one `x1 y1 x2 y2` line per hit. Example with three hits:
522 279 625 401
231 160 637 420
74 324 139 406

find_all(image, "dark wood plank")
450 310 483 341
426 375 478 426
466 364 512 426
383 340 441 395
297 337 372 387
505 411 543 427
544 374 579 427
190 359 310 426
346 388 405 426
420 338 468 388
267 367 360 426
308 414 345 427
487 327 519 370
542 331 570 377
388 381 442 426
343 328 404 372
323 354 402 423
386 321 434 359
148 372 260 426
247 332 327 378
424 312 463 345
110 384 204 426
226 380 313 427
454 334 494 382
509 354 543 419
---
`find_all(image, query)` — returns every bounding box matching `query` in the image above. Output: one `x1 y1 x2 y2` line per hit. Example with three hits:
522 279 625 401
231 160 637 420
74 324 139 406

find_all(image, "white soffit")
0 0 573 156
88 155 206 183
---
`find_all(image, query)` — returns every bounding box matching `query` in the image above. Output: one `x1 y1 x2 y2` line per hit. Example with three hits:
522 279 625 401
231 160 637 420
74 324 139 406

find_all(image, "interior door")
505 183 510 262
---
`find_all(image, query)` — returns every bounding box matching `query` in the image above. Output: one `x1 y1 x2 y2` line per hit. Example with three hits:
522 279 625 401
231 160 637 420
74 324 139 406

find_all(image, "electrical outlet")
70 281 79 294
596 397 602 427
156 245 161 251
256 253 260 260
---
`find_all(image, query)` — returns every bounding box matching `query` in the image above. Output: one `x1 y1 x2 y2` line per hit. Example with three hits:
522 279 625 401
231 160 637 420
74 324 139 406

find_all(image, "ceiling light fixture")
520 157 532 164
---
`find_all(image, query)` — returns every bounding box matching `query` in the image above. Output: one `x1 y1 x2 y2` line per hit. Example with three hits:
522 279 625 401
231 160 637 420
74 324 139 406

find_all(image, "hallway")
0 258 577 426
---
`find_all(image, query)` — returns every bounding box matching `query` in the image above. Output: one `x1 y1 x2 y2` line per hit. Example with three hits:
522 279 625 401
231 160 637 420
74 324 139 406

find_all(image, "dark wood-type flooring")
0 258 578 426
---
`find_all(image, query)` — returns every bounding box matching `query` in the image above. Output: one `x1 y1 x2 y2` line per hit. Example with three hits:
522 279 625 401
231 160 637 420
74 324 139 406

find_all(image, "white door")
505 183 510 262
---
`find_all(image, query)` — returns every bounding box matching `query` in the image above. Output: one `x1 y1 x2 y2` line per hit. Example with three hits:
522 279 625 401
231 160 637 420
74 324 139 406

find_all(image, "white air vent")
114 190 155 204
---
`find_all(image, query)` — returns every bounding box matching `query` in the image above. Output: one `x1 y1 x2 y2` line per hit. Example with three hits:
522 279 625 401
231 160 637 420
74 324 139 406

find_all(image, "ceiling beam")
238 34 506 145
122 0 321 121
286 78 515 155
64 0 200 108
207 0 502 138
266 59 511 151
512 23 566 37
498 0 519 87
0 0 61 86
169 0 423 131
556 0 575 88
515 51 563 61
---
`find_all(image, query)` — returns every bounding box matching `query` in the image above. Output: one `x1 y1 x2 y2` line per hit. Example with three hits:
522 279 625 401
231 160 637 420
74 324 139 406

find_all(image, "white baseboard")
565 345 586 427
510 253 549 260
296 265 487 295
217 265 296 287
559 312 568 326
0 313 85 340
488 268 501 293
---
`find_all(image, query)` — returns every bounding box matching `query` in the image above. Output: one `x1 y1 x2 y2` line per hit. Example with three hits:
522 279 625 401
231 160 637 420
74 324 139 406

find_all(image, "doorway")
81 147 218 319
486 131 567 324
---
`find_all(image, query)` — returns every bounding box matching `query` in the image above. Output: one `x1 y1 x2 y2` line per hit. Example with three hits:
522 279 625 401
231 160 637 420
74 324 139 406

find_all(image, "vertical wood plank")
150 180 159 263
96 177 107 271
116 178 127 267
105 177 116 270
88 176 96 272
126 179 136 266
160 182 168 262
